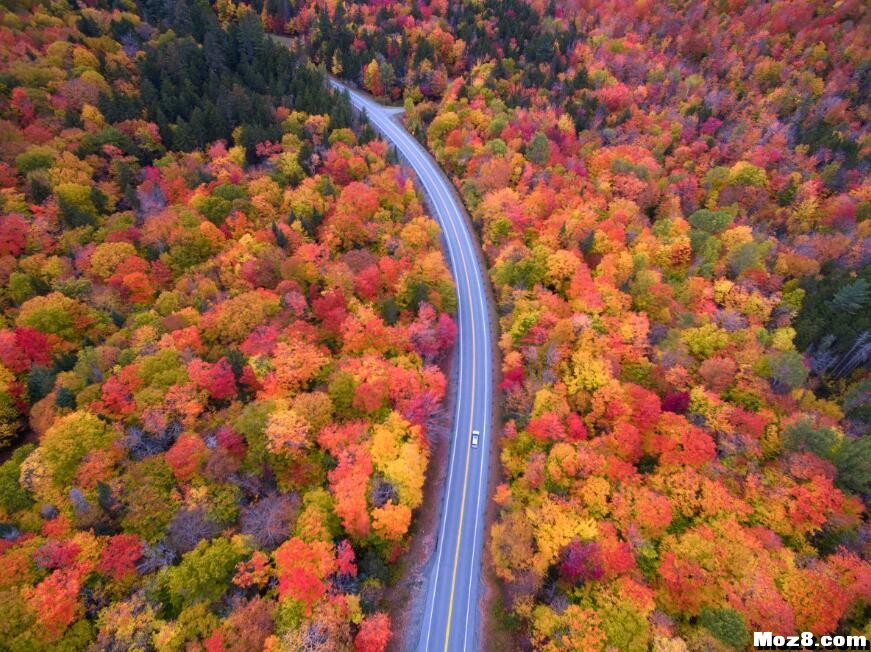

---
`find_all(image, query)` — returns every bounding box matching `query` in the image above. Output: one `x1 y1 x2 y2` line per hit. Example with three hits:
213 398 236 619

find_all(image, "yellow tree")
262 340 329 397
369 412 428 509
371 503 412 542
265 409 311 454
529 498 597 577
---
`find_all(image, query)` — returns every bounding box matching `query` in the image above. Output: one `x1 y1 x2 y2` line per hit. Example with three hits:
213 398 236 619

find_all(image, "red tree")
188 358 237 401
336 539 358 577
559 539 604 583
0 213 28 256
355 613 391 652
98 533 143 580
165 433 208 481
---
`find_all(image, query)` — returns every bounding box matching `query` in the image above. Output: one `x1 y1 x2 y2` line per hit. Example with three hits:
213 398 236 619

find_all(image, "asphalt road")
329 80 494 651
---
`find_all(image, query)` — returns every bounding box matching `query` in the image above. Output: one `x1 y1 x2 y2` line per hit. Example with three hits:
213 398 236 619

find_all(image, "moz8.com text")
754 632 868 650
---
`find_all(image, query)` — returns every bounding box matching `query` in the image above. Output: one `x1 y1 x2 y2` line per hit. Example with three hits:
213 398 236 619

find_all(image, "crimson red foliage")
354 613 391 652
0 213 28 257
97 533 143 580
559 539 603 583
165 433 208 481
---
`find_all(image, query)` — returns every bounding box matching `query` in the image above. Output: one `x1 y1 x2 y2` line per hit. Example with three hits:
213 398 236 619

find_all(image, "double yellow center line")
441 190 479 651
345 87 482 649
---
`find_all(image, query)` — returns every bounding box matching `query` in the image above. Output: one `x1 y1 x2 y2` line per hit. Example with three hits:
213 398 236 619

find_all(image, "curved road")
329 80 493 651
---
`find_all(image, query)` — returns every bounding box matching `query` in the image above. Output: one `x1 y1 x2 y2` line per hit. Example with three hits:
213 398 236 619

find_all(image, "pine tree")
831 278 870 314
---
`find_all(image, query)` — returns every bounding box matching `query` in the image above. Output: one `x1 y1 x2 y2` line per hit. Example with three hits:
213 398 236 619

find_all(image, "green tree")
767 350 808 392
122 456 181 543
56 182 99 227
688 208 733 234
599 598 648 652
16 292 98 342
525 132 551 166
0 386 19 448
727 241 766 278
328 371 358 420
26 366 56 403
831 278 870 314
15 146 54 174
698 607 749 650
195 195 233 225
0 444 34 514
41 410 115 487
835 435 871 496
157 538 245 615
782 419 839 460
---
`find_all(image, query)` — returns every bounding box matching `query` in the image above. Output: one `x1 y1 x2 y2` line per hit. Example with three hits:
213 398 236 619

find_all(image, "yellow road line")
442 201 477 651
357 98 480 649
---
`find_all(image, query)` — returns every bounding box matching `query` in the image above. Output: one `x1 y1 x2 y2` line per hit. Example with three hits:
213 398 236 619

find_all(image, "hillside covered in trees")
2 0 871 650
250 0 871 649
0 1 457 649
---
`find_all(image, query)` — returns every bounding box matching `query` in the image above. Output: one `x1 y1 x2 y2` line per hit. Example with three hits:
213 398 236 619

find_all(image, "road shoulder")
382 345 457 651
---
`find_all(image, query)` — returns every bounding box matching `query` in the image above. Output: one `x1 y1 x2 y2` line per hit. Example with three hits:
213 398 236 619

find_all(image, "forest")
1 0 870 650
0 0 457 649
249 0 871 649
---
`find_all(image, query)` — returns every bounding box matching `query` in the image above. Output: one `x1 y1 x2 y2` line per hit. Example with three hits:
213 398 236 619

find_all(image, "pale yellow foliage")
529 498 597 576
90 242 137 279
545 249 581 290
565 349 611 394
370 412 428 509
265 409 311 453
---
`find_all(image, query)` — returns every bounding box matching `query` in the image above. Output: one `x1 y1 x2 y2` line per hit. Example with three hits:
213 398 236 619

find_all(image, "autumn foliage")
2 0 870 648
398 0 871 647
0 1 455 648
265 0 871 647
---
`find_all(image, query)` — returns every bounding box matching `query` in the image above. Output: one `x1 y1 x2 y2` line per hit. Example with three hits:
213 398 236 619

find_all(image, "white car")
471 430 480 448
